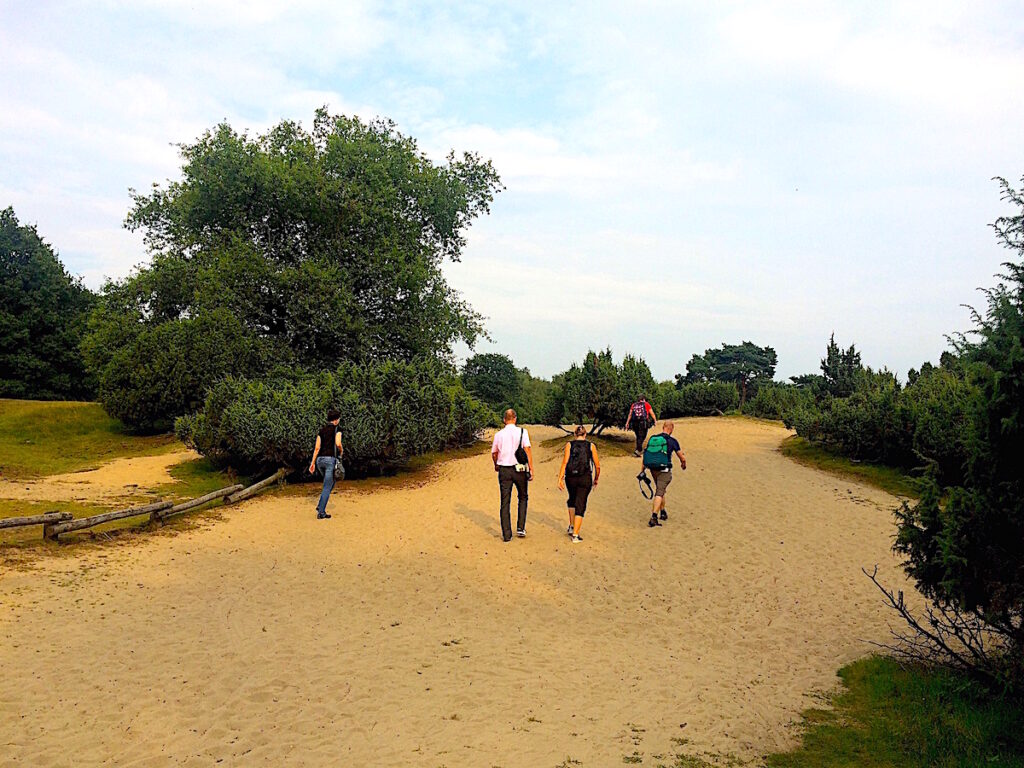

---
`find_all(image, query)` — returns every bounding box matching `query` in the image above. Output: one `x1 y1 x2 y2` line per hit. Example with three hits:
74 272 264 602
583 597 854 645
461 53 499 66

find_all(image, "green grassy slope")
0 399 177 479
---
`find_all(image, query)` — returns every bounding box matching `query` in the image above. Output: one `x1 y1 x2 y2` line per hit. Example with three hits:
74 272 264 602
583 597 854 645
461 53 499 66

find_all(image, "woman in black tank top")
557 425 602 542
308 408 343 519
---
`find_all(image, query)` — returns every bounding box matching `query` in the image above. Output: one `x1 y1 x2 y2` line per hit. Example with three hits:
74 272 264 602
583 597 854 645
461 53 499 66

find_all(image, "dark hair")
327 408 341 422
574 425 587 437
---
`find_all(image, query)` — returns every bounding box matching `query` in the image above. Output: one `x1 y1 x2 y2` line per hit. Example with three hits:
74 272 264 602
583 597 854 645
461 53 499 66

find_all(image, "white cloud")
1 0 1020 379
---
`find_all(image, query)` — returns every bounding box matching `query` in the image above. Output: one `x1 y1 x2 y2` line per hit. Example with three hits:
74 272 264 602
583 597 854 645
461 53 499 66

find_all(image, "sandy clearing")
0 450 198 505
0 419 916 767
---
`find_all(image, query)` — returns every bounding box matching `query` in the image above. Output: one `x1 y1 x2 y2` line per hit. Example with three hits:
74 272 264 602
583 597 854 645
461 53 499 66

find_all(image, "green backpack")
642 434 672 470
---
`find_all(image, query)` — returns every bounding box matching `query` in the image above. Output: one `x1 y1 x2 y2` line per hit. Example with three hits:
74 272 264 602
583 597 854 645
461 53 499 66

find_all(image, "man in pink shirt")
490 409 535 541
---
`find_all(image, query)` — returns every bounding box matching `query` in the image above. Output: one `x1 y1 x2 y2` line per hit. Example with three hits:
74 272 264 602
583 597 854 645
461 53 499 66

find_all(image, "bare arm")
557 443 570 489
591 444 601 485
308 436 321 474
676 449 686 470
557 443 570 479
336 431 343 457
624 410 632 429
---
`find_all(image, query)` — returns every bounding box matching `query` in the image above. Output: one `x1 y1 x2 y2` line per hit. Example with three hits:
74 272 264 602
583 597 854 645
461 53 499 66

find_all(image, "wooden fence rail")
152 484 244 522
45 501 173 540
0 511 73 530
224 468 289 504
3 469 290 543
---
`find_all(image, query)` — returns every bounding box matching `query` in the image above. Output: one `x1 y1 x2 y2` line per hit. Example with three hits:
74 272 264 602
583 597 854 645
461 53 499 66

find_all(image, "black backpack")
566 440 592 476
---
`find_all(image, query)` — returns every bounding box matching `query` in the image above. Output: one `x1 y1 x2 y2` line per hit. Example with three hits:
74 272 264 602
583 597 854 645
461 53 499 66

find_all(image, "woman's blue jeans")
315 456 337 516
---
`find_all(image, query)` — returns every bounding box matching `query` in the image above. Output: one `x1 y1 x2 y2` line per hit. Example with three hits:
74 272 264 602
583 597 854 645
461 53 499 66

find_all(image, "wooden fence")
0 469 289 543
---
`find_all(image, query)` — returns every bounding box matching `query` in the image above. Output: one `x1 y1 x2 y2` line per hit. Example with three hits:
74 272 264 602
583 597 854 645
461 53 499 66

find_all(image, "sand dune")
0 419 916 766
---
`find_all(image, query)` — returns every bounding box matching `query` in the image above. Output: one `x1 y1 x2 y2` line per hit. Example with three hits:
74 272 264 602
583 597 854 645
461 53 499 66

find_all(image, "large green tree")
679 341 777 405
1 208 95 400
461 353 520 410
85 110 502 431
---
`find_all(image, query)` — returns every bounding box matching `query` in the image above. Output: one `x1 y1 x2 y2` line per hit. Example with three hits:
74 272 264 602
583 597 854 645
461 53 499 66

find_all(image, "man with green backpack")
641 421 686 528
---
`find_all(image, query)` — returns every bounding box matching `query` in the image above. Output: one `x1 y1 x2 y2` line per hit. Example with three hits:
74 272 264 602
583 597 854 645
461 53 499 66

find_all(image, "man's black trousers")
633 422 649 453
497 465 528 540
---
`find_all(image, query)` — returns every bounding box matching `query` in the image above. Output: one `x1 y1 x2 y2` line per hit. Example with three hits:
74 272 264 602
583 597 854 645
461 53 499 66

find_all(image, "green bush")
177 358 489 475
810 373 908 465
741 382 815 421
661 382 738 417
89 309 272 432
788 360 974 486
897 365 976 486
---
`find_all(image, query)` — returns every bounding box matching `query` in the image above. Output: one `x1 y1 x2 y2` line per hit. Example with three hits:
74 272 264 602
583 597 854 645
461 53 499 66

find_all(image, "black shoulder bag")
514 428 529 470
333 427 345 481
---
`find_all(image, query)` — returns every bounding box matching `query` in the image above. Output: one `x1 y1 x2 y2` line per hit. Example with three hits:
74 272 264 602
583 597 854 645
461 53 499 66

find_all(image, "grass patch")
767 656 1024 767
0 399 177 479
153 457 244 501
779 435 920 499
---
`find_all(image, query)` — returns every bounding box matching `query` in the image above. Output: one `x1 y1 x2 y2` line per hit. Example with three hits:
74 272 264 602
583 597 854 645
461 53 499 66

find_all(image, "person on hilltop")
490 409 535 542
308 408 344 520
557 425 601 543
641 420 686 528
625 395 656 457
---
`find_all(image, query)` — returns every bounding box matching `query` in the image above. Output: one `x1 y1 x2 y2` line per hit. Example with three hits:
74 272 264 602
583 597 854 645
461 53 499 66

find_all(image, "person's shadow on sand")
453 503 503 539
453 501 568 540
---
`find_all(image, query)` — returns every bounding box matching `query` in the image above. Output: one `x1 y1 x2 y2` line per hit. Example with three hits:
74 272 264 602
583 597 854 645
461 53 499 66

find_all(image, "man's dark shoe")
503 536 512 542
660 509 668 521
317 513 331 519
648 514 661 527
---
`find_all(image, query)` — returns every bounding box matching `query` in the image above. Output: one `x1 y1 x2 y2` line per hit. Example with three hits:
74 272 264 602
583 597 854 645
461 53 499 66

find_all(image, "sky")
2 1 1023 381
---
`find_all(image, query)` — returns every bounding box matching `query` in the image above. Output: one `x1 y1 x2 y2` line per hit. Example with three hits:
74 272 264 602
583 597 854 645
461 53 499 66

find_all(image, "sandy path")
0 451 197 504
0 419 915 767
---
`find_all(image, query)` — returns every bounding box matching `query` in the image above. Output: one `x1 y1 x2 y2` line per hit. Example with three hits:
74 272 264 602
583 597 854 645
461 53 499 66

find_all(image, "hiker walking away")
308 408 344 520
558 425 601 543
641 420 685 528
491 409 535 541
625 395 656 457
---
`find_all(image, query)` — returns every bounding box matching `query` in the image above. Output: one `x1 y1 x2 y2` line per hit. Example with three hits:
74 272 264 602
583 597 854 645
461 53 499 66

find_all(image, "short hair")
327 408 341 422
574 425 587 436
503 409 517 423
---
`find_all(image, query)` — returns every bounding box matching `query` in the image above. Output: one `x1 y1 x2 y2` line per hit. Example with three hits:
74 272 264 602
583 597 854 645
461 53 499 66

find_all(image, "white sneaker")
571 534 583 543
516 529 526 538
567 525 573 535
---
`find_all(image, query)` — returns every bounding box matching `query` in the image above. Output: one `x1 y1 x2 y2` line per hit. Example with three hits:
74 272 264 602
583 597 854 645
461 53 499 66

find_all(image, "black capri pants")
565 473 593 517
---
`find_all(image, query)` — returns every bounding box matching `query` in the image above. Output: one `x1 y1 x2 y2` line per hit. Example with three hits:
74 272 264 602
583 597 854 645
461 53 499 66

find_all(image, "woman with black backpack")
557 425 601 543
